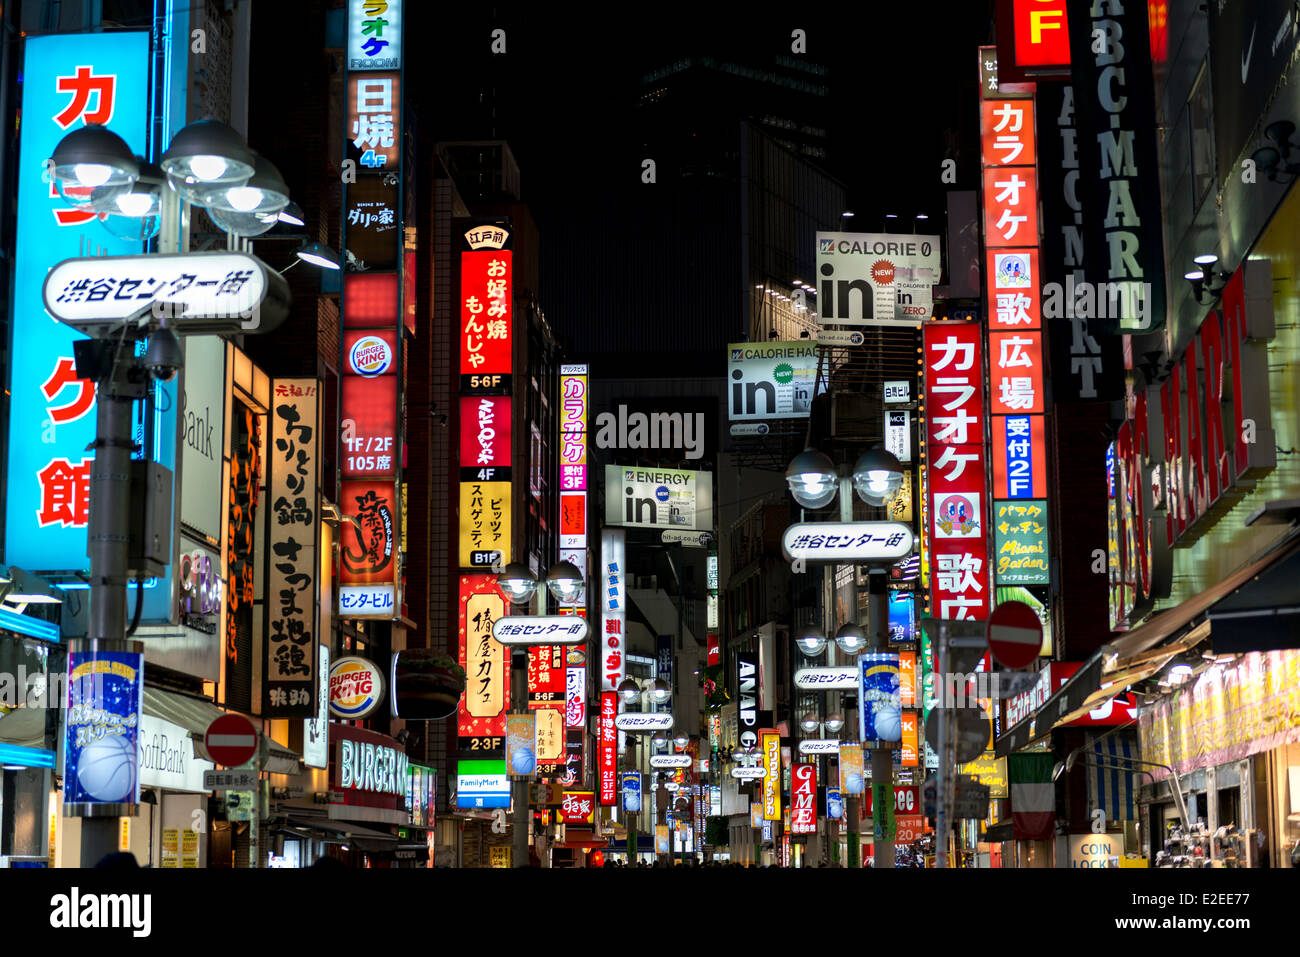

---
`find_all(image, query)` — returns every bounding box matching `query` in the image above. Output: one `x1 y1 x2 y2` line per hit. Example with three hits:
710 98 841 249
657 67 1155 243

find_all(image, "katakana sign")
43 251 288 334
781 521 913 564
994 499 1049 585
348 0 402 70
491 616 589 646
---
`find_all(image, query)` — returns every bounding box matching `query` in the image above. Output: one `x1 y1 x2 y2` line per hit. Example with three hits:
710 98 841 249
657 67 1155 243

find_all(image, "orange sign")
899 651 916 708
900 711 919 767
1012 0 1069 68
980 99 1036 168
982 166 1039 248
896 815 927 844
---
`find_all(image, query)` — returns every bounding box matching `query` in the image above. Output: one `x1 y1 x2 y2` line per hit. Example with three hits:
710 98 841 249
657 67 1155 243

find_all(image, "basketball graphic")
873 705 903 743
845 771 865 793
76 733 137 802
510 745 536 776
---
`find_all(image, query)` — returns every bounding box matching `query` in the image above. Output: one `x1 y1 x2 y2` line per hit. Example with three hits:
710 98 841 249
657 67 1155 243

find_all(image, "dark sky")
410 5 995 224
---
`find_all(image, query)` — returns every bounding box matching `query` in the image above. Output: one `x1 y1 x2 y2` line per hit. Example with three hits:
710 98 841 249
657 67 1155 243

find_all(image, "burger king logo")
349 335 392 377
329 656 385 718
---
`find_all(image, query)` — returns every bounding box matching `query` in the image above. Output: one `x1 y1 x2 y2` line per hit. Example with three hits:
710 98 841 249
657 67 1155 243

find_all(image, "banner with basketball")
63 649 145 813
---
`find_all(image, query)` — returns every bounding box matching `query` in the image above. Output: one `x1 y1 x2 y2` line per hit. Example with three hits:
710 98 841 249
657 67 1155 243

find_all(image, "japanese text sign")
791 763 817 835
982 165 1039 247
459 396 512 470
63 650 145 810
988 331 1044 414
346 73 401 172
7 32 150 573
762 731 782 821
265 378 321 717
348 0 402 70
460 250 513 376
342 329 399 478
559 365 588 491
458 480 511 569
994 499 1050 585
601 529 626 693
599 692 618 804
458 575 509 739
993 414 1047 498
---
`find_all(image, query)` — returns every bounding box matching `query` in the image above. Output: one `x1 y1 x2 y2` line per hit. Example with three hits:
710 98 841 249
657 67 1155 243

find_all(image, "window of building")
1188 60 1215 209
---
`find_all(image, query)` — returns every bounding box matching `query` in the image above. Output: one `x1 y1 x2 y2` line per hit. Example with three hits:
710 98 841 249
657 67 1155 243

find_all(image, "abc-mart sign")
782 522 914 564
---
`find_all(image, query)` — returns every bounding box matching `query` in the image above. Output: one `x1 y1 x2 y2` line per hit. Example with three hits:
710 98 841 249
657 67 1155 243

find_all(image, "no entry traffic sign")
204 714 259 768
987 600 1043 670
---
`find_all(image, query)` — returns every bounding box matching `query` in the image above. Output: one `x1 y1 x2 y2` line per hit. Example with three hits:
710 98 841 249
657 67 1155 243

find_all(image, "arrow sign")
987 600 1044 670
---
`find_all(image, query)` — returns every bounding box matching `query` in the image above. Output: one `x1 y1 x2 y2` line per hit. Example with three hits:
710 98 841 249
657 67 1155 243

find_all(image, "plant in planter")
393 649 467 720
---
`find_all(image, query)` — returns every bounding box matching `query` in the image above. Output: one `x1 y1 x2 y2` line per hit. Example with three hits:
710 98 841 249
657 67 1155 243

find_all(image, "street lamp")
158 118 256 203
852 448 904 506
795 627 828 658
545 560 585 604
50 124 139 208
205 153 291 237
496 562 539 605
799 713 821 734
786 448 838 509
834 623 868 656
617 676 642 705
824 713 845 734
496 561 586 608
649 677 672 704
673 733 690 751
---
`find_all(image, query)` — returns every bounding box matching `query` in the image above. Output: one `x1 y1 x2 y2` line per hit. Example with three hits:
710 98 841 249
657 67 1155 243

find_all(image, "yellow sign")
465 592 506 719
181 829 199 867
750 802 763 828
533 706 565 762
459 480 512 567
762 732 781 821
655 824 670 854
1068 832 1119 868
118 818 130 852
490 845 511 868
960 752 1008 798
48 811 57 867
161 828 179 869
886 471 914 523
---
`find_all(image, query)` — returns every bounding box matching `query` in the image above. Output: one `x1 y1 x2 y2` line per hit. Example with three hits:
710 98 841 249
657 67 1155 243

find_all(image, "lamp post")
495 561 587 868
47 118 329 867
785 445 905 869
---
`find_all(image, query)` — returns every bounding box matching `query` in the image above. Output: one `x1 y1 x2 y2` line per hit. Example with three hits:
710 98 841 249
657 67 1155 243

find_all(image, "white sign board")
794 667 860 690
727 341 823 421
650 754 693 768
885 409 912 463
884 380 911 403
798 739 840 754
662 529 714 547
491 616 589 645
204 769 259 791
815 232 941 326
138 713 215 793
782 522 914 564
43 251 288 333
731 766 767 780
816 329 864 346
347 0 402 70
180 336 226 545
614 713 674 731
605 466 713 531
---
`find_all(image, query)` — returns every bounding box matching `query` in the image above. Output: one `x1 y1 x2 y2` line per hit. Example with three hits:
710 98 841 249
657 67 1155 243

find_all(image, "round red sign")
987 600 1043 670
204 713 259 767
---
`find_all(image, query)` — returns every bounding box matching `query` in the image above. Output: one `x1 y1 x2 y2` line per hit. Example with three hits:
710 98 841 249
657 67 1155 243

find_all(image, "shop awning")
143 687 300 774
283 815 400 850
996 532 1300 757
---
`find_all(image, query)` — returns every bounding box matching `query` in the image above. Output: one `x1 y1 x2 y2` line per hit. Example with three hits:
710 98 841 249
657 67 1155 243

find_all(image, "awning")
1207 543 1300 652
555 829 606 850
983 821 1014 843
1086 732 1139 822
143 687 301 774
997 532 1300 756
283 815 399 849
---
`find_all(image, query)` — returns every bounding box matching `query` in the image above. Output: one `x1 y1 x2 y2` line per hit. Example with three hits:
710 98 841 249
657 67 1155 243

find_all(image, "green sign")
993 499 1050 585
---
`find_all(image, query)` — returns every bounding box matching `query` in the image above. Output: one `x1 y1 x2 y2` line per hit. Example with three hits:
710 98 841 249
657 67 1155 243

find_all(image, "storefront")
0 604 61 867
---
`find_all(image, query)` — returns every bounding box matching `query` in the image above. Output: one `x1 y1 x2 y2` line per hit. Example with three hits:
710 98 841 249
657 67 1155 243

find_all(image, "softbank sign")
594 405 705 460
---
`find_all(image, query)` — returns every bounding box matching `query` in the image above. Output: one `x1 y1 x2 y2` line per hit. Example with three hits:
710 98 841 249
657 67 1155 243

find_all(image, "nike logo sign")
1242 24 1256 83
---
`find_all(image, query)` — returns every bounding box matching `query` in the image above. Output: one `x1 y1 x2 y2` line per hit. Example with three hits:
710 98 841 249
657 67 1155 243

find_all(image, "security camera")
144 318 185 381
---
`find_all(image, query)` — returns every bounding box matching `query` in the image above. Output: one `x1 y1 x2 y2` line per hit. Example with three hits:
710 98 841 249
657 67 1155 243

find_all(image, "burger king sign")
329 656 386 718
349 335 393 377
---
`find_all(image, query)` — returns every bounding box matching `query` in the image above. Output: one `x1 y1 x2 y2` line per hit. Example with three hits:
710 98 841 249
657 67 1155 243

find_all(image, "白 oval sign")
798 739 840 754
781 522 914 564
614 713 674 731
491 615 589 645
650 754 692 768
794 667 859 690
731 766 767 780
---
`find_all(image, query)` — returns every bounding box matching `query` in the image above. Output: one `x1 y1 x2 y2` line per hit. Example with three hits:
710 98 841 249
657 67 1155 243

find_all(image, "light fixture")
799 713 820 734
2 593 63 605
495 562 538 605
160 119 255 204
50 124 139 209
916 213 929 220
731 747 754 763
617 676 641 704
786 448 838 509
1167 663 1194 684
824 713 844 734
649 678 671 704
795 628 828 657
1192 253 1218 266
544 560 584 604
651 730 669 748
673 733 689 749
295 242 341 270
842 210 854 217
278 200 306 226
852 447 904 505
834 623 868 656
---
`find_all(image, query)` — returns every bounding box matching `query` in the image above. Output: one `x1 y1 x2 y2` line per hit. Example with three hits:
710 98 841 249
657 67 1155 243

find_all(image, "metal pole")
867 568 895 870
936 620 950 868
510 648 529 867
76 337 146 864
